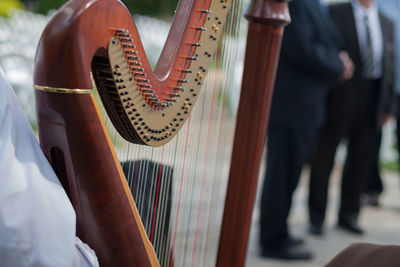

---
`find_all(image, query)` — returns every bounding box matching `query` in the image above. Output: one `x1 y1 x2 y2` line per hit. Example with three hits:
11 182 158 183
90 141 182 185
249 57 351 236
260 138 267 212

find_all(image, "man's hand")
380 113 392 125
338 51 354 82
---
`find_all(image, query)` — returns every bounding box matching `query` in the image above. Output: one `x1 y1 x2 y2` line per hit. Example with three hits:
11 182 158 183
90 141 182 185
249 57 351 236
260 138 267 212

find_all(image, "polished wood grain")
216 0 290 266
35 0 233 147
34 0 289 266
34 0 208 90
36 91 158 266
34 0 232 265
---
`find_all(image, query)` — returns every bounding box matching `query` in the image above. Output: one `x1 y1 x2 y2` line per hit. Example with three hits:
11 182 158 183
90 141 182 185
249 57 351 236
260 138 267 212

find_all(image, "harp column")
216 0 290 266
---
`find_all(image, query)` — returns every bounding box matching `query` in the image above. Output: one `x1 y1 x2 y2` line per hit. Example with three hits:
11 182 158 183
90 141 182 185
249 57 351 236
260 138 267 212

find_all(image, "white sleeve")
0 69 99 267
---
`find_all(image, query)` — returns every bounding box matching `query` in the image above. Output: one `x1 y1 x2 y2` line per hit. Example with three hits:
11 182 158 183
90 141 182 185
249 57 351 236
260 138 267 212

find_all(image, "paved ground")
246 166 400 267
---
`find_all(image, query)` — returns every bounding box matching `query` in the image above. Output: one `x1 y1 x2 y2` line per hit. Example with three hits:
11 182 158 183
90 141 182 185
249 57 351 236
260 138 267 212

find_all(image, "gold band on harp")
34 84 93 94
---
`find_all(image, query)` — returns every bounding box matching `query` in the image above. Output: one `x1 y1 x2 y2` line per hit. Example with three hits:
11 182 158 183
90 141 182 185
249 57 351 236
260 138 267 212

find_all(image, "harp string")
196 39 226 267
150 146 164 242
180 71 211 266
92 0 245 264
190 38 223 267
162 138 180 267
131 147 141 195
143 149 155 231
170 115 192 267
154 153 171 261
200 0 245 264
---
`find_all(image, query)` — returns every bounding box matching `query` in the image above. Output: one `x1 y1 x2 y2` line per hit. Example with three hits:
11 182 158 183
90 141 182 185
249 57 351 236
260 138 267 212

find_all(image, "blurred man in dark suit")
259 0 354 260
363 0 400 207
308 0 394 236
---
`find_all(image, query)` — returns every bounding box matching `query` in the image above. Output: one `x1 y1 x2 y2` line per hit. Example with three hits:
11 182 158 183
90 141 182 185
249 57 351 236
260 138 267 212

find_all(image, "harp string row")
94 0 244 265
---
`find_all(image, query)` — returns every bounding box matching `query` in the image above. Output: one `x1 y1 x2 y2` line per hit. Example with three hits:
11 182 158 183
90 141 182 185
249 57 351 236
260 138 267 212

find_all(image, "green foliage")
0 0 24 17
121 0 178 16
27 0 178 17
31 122 38 134
381 161 400 172
17 0 66 15
30 0 67 14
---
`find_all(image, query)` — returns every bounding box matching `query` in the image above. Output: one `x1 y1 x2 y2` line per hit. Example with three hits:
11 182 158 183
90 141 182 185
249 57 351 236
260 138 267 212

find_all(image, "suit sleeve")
281 0 344 81
384 18 395 114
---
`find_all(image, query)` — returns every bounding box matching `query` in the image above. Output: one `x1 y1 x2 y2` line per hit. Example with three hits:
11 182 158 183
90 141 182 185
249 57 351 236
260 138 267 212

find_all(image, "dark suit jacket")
269 0 344 130
327 3 395 128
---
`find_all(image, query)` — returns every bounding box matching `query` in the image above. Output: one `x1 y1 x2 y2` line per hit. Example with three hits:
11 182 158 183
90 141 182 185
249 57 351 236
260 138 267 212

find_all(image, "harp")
33 0 289 266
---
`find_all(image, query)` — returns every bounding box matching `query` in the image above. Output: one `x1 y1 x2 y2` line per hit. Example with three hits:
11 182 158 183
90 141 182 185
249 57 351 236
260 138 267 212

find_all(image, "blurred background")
0 0 179 126
1 0 396 168
1 1 399 266
13 0 179 16
0 0 246 127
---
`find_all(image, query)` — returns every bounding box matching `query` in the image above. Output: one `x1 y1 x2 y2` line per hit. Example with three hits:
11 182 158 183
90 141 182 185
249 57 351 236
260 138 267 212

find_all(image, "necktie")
363 14 375 78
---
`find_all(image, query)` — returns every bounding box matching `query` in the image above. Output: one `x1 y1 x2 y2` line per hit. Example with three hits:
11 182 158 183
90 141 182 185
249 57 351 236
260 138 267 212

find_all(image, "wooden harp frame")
33 0 290 266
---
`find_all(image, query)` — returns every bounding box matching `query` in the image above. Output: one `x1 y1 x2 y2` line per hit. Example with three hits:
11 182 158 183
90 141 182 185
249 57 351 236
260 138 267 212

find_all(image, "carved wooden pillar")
216 0 290 266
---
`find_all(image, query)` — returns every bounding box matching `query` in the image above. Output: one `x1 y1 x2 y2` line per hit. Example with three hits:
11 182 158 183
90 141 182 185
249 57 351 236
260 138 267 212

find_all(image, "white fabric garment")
0 69 99 267
352 0 384 79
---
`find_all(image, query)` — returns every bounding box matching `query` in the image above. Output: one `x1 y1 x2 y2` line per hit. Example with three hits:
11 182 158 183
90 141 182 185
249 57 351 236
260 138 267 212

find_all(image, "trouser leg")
365 130 383 194
309 123 343 226
260 126 291 250
260 125 316 250
339 129 375 221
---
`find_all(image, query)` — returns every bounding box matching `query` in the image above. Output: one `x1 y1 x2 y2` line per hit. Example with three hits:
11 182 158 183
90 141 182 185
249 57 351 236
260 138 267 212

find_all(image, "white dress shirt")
0 69 99 267
352 0 384 79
